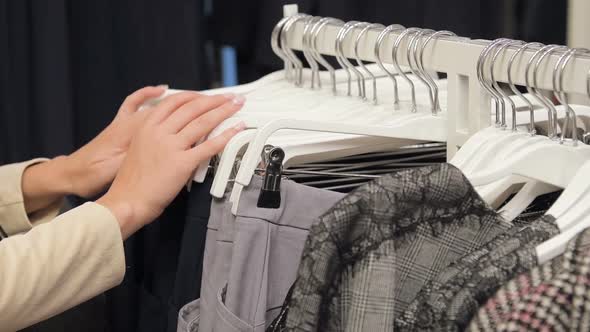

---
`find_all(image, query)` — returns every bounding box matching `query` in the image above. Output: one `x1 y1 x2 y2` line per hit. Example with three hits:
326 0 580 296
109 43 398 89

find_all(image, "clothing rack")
281 4 590 158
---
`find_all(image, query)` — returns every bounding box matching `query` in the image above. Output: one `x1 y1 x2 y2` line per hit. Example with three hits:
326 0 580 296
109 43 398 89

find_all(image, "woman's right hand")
97 91 246 239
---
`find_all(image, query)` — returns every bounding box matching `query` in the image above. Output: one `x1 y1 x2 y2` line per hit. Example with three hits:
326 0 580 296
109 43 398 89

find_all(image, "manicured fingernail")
232 94 246 105
233 121 247 131
157 84 169 89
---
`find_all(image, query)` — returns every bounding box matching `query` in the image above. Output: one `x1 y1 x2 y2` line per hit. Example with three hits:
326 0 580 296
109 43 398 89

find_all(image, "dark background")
0 0 568 331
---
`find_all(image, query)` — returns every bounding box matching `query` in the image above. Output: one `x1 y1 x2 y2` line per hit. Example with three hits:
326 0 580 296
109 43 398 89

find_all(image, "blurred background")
0 0 574 165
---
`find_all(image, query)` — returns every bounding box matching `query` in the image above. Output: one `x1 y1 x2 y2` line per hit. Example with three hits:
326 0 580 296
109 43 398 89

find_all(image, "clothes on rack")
396 214 559 331
266 163 568 332
179 176 345 332
106 177 213 332
274 164 512 331
468 227 590 332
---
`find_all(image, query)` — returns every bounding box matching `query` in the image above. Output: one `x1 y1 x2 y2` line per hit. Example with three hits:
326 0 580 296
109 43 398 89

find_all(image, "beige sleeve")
0 203 126 331
0 159 62 236
0 161 126 331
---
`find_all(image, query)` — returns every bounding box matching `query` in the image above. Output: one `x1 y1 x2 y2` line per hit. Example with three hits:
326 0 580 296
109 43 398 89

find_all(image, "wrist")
21 156 74 214
50 155 79 196
96 193 138 240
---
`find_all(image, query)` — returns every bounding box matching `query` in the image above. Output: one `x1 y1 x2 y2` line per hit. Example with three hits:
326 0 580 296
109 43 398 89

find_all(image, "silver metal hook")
333 21 357 96
555 48 590 145
281 14 311 86
375 24 406 108
302 16 322 89
392 27 423 112
271 16 295 80
491 40 525 132
407 29 437 112
355 23 384 104
350 22 370 100
409 29 437 112
507 42 544 135
337 21 366 98
477 38 510 127
485 39 513 129
418 30 457 115
554 48 577 144
526 44 564 139
311 17 344 95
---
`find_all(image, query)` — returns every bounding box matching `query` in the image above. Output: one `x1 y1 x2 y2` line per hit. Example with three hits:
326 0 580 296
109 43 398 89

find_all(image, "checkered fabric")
274 163 512 332
488 227 590 332
395 215 559 331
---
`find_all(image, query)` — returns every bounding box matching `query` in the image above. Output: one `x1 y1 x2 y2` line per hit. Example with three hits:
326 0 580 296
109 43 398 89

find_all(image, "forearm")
21 156 75 214
0 202 125 330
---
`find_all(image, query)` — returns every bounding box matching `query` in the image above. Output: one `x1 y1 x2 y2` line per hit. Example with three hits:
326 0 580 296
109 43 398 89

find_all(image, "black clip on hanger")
257 147 285 209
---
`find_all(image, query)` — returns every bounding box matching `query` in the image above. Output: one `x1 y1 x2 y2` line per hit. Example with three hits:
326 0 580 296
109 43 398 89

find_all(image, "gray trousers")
178 177 344 332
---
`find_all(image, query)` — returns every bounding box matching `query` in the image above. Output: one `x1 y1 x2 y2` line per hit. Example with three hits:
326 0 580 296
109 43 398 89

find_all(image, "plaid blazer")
396 214 559 331
269 163 513 332
469 227 590 332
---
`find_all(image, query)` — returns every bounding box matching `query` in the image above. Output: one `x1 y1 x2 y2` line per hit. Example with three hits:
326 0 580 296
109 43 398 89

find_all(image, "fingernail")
233 121 247 132
223 93 236 99
232 94 246 105
157 84 169 89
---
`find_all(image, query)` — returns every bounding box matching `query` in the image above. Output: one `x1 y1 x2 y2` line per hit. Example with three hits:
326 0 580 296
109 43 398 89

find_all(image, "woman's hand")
65 85 169 198
97 92 245 239
22 86 168 214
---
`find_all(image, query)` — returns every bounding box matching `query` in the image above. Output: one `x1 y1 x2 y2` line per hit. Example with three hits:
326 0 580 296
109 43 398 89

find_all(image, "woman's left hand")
65 85 172 198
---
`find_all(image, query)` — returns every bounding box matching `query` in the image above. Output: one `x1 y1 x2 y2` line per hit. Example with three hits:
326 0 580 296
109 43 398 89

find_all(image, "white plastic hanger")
208 21 442 197
467 46 590 188
536 160 590 264
450 38 514 169
232 33 449 191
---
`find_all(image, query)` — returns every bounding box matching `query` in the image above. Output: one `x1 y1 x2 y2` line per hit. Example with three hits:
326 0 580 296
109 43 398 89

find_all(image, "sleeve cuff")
0 159 61 235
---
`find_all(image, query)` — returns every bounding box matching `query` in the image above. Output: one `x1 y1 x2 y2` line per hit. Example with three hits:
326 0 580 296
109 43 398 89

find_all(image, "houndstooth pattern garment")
466 258 562 331
395 215 559 331
484 227 590 332
269 163 512 332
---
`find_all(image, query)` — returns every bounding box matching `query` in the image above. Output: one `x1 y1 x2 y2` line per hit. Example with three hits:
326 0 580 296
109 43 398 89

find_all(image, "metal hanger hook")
507 42 544 135
281 14 311 86
311 17 344 95
355 23 384 104
337 21 367 99
271 16 296 80
374 24 406 108
526 44 565 139
419 30 458 116
477 38 510 127
407 29 437 112
555 48 590 145
392 27 423 113
302 16 322 89
490 40 525 132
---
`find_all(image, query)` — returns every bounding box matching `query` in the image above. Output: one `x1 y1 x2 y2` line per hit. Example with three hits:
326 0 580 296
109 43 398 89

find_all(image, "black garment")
106 177 213 332
167 178 214 332
0 0 209 164
211 0 508 83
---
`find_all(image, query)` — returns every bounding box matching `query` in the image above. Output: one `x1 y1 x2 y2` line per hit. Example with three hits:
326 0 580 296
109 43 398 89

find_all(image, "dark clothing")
106 177 213 332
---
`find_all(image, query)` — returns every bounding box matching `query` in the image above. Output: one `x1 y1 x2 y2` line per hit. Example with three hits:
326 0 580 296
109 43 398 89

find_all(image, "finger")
187 122 247 164
162 93 239 134
120 86 167 114
177 95 245 147
147 91 203 125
